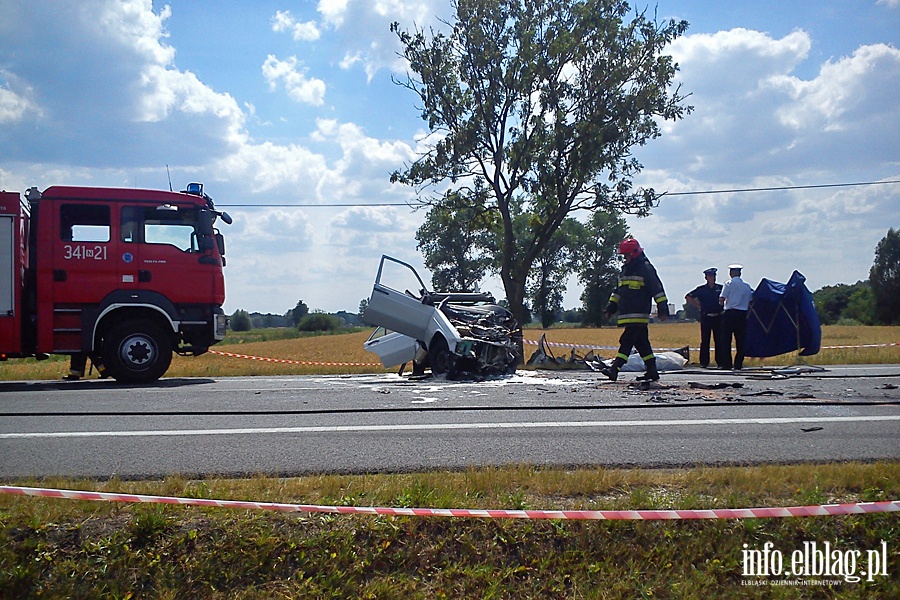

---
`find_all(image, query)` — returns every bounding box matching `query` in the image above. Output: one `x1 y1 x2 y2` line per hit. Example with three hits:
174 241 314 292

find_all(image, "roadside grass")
1 324 898 380
1 462 898 598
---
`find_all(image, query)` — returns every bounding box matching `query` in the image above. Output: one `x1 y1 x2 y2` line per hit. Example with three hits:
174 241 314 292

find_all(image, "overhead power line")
217 179 900 208
657 179 900 198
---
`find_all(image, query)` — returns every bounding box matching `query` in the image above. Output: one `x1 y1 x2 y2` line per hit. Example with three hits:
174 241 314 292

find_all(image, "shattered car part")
363 255 520 378
526 333 689 373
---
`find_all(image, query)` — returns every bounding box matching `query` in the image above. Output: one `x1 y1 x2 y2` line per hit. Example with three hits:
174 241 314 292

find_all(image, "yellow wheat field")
1 323 898 381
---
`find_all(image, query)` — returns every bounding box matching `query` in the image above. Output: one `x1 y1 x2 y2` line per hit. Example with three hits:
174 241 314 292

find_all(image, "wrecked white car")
363 255 520 378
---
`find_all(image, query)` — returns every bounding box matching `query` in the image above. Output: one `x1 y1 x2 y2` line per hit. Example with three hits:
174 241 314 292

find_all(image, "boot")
636 358 660 382
601 357 626 382
600 365 618 381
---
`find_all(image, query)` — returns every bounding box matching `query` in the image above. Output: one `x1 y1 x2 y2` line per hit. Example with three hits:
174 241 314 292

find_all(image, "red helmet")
618 237 642 259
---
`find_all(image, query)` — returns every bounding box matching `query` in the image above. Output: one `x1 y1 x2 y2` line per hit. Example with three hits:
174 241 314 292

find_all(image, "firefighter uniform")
604 244 669 381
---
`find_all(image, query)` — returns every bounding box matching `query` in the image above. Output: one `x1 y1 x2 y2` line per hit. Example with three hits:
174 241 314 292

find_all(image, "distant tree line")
813 228 899 325
228 299 364 333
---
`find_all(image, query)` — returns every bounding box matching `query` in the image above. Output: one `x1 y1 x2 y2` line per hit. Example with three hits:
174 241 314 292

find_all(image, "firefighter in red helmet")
602 237 670 382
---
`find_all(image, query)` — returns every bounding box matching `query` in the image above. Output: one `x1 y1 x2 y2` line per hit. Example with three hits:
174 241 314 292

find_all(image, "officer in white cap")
718 264 754 369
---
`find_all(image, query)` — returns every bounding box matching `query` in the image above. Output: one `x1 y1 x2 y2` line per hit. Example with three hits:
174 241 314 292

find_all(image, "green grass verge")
2 462 898 598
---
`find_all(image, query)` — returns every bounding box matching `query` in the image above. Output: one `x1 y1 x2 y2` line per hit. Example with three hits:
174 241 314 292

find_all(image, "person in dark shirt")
602 237 669 382
685 267 725 368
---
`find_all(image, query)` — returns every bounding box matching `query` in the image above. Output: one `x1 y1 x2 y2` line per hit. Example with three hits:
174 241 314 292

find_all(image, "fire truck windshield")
122 205 217 254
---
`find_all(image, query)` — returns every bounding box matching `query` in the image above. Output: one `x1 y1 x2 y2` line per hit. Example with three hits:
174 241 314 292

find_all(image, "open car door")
363 255 434 341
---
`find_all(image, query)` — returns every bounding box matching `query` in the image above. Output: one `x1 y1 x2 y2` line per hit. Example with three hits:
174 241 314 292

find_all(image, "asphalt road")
1 365 898 479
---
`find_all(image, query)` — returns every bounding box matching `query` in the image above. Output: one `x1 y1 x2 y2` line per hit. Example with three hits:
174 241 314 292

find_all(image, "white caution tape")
524 339 900 352
209 350 382 367
1 485 897 521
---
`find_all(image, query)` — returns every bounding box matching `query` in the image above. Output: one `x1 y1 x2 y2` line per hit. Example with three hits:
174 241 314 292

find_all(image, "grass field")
1 323 898 381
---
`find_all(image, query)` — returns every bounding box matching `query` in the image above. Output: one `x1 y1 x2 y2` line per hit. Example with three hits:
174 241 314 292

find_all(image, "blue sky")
1 0 898 316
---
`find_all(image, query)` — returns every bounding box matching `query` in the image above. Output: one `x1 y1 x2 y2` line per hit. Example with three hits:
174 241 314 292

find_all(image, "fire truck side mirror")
215 232 225 257
198 236 214 252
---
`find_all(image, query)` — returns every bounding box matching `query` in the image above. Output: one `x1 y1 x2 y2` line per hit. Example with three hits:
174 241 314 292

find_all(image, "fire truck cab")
0 183 230 383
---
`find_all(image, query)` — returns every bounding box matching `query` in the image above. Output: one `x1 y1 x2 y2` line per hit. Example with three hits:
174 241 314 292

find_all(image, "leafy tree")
358 298 368 318
416 189 497 291
391 0 691 331
577 210 628 326
870 228 900 325
813 282 869 325
286 300 310 327
843 285 876 325
529 217 585 328
561 307 585 323
229 309 252 332
298 312 341 332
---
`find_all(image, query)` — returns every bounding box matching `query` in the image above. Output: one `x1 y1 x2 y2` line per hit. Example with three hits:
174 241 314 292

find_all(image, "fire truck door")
52 203 120 305
127 205 215 304
49 203 123 352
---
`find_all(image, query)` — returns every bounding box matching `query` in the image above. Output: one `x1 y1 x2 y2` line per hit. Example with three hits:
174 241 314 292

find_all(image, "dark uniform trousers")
616 323 654 365
699 313 725 368
721 309 748 370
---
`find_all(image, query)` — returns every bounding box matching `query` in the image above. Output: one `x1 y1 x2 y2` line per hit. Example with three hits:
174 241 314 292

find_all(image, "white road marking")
1 415 898 439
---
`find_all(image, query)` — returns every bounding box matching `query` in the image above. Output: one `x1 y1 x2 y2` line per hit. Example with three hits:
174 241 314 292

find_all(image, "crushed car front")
363 255 520 377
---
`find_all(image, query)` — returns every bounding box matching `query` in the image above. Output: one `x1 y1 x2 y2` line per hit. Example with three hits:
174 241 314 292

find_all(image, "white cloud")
772 44 900 132
0 0 246 167
312 119 417 202
234 209 315 254
330 206 405 231
0 84 39 123
317 0 351 28
640 29 900 193
214 141 329 195
272 10 321 41
262 55 327 106
315 0 449 80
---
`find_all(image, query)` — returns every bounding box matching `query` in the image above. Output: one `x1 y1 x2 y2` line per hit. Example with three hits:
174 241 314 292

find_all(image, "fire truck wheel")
103 320 173 383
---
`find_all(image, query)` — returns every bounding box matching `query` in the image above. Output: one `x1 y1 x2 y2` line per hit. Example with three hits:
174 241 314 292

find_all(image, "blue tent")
746 271 822 358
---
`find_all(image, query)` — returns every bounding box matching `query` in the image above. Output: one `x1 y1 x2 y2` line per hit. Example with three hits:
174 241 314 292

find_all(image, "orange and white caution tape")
821 343 900 349
1 485 897 521
524 339 900 352
524 339 616 350
209 350 381 367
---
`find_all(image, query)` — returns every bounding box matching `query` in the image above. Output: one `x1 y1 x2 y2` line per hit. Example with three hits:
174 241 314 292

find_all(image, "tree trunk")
501 265 528 364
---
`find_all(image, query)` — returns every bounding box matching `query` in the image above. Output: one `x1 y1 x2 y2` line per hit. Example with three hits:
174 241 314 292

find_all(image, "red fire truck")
0 183 231 383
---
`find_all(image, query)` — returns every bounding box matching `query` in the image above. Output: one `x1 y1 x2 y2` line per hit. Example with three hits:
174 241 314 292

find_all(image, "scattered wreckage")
363 255 521 378
526 333 690 372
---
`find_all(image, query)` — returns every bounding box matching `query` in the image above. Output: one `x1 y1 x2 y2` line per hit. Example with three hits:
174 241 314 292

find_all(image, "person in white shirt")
718 264 754 370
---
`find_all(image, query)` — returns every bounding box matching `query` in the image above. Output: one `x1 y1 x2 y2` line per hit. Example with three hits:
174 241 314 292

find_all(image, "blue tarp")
746 271 822 358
